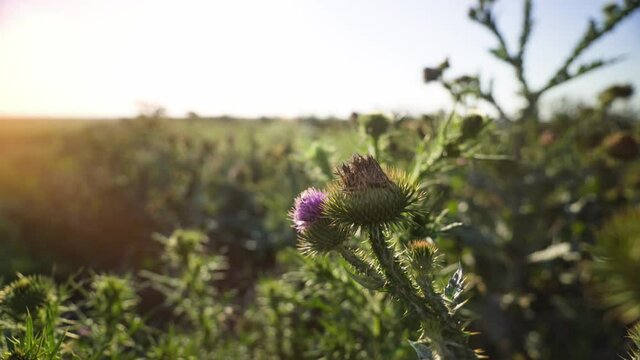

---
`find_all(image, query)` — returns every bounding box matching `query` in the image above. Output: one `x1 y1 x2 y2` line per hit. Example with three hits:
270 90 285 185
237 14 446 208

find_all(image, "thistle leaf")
445 266 465 303
409 340 435 360
345 269 386 291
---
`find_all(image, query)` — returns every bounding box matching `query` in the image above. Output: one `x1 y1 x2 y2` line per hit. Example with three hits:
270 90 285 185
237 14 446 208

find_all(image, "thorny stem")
337 246 386 286
367 226 477 359
465 0 640 122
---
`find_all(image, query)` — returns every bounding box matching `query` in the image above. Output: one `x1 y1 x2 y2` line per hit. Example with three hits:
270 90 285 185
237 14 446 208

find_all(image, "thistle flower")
291 188 327 232
325 154 421 228
291 188 350 255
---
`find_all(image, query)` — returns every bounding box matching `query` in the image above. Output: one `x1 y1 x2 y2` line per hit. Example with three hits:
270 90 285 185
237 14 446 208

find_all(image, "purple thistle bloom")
291 187 326 232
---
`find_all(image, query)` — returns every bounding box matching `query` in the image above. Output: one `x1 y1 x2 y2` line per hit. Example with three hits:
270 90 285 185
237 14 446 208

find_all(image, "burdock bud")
602 132 638 160
0 275 55 320
359 113 390 141
460 114 485 140
325 154 421 228
291 188 350 255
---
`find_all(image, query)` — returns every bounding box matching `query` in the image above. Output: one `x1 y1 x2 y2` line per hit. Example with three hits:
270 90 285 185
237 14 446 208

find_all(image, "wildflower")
290 188 350 255
291 188 327 232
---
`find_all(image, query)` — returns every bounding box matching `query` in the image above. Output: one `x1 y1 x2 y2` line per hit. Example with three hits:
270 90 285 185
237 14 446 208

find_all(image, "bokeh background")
1 0 640 359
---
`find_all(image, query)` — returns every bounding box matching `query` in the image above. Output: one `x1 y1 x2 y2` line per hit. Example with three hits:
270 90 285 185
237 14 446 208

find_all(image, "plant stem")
367 225 477 359
337 246 386 286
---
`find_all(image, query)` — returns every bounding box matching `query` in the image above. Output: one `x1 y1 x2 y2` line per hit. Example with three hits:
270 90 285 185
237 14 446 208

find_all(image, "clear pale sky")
0 0 639 118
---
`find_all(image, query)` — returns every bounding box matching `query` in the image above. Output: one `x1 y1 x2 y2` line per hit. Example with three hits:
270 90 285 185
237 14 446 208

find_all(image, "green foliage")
435 0 640 121
246 251 418 359
1 313 67 360
628 322 640 360
592 209 640 324
291 114 492 358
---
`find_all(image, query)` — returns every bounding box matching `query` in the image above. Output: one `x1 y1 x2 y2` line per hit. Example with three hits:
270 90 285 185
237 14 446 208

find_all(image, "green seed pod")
0 275 55 320
298 217 351 256
325 155 421 228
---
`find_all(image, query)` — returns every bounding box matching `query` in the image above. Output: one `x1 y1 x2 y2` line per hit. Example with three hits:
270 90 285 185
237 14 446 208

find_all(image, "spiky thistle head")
290 187 351 256
0 275 55 320
324 154 422 228
407 239 440 269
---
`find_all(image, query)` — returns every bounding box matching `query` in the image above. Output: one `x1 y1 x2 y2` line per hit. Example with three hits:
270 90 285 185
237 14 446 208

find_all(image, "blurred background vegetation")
1 0 640 359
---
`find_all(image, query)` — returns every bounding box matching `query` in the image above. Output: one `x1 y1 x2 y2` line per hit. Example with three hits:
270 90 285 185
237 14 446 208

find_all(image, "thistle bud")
359 113 390 141
325 155 420 228
460 114 485 140
298 217 351 256
0 275 55 320
407 238 439 271
602 132 638 161
599 84 634 107
423 59 449 83
423 67 442 83
602 2 620 20
91 275 138 319
165 230 208 264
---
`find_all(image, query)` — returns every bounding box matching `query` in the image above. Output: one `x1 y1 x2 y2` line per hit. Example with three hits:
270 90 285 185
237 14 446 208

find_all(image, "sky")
0 0 639 119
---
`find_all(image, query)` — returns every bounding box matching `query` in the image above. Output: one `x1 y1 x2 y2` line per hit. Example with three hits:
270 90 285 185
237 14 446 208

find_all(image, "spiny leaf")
445 266 465 304
409 340 435 360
